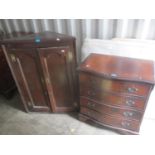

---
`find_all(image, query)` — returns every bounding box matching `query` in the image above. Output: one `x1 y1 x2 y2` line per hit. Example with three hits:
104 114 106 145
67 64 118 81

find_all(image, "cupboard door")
0 46 15 97
7 48 50 112
38 47 76 112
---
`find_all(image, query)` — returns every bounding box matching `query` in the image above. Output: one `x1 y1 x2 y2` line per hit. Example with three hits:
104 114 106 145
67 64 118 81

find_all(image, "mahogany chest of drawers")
78 53 155 134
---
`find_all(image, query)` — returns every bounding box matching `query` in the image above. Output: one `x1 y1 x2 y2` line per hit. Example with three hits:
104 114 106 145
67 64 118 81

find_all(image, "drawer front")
80 97 143 121
80 107 140 132
80 87 146 111
80 73 151 97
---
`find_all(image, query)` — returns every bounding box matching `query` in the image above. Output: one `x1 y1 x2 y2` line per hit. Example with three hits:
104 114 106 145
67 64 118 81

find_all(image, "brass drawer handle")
10 54 16 62
87 102 96 108
126 100 135 106
121 121 130 128
127 87 138 93
123 111 133 117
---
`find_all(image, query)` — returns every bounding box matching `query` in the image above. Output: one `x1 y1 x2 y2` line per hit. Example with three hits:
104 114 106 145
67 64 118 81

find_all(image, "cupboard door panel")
8 48 50 112
39 47 75 112
0 46 15 97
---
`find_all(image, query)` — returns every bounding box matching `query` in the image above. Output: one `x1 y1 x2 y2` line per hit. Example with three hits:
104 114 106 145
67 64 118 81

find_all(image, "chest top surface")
78 53 155 84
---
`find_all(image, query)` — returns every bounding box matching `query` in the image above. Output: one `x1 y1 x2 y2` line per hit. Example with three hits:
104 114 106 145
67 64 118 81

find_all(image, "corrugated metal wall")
0 19 155 62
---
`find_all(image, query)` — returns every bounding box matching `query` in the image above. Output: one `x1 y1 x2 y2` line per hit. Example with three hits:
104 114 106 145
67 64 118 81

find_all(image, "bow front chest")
78 53 155 134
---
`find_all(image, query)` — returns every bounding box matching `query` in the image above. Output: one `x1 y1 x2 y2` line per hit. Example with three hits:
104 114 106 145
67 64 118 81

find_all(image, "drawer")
80 97 143 121
80 72 152 97
80 107 140 132
80 88 146 111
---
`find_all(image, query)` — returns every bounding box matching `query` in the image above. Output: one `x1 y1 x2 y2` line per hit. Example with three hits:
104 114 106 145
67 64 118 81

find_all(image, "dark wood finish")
7 48 50 112
80 97 143 121
0 44 16 98
1 31 78 112
80 88 146 111
78 53 155 134
0 32 34 98
80 72 152 97
38 47 76 112
78 53 154 84
80 107 140 132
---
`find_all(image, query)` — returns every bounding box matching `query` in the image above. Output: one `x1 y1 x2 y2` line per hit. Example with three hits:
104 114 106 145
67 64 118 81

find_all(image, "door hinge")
46 77 50 84
41 77 44 83
10 54 16 62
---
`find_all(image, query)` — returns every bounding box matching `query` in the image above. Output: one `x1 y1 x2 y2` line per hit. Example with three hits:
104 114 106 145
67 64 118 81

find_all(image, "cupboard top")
78 53 155 84
0 31 75 45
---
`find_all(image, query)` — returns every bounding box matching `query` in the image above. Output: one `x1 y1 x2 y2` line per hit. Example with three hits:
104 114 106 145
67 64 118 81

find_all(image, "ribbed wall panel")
0 19 155 61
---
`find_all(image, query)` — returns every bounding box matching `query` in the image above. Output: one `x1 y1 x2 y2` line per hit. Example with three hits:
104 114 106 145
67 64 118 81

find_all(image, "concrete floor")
0 92 118 135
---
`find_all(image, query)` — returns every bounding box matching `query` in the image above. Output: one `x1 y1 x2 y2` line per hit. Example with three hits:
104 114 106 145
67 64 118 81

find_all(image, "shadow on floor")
68 112 120 134
0 91 25 112
0 93 120 134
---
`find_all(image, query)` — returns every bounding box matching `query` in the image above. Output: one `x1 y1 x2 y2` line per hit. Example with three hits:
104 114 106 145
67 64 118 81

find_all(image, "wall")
0 19 155 62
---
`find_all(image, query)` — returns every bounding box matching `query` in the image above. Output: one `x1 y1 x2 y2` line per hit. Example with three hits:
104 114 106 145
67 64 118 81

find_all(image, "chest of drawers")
78 53 155 134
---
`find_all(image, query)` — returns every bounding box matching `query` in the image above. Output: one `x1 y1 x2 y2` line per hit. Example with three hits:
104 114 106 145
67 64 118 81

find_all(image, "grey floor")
0 92 118 135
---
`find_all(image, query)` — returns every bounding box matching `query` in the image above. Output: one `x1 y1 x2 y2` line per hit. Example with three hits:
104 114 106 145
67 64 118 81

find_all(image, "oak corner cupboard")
1 31 78 113
78 53 155 134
